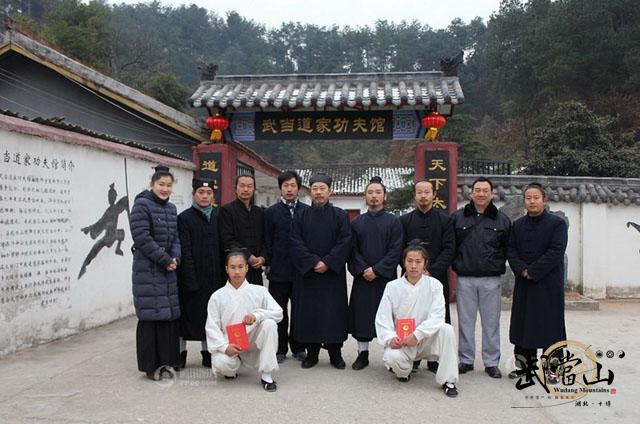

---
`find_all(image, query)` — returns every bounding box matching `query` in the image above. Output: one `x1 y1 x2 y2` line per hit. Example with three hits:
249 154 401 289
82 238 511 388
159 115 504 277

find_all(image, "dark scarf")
193 201 213 221
150 190 169 205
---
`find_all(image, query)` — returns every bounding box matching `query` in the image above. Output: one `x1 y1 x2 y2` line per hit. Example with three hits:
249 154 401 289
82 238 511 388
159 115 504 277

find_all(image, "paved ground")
1 301 639 424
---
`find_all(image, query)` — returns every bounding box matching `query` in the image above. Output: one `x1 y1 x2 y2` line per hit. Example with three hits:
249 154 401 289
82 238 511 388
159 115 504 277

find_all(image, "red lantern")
421 112 446 141
206 114 229 142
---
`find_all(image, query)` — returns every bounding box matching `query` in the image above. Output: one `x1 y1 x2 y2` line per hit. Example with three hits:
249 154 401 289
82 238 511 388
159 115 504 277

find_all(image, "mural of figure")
628 221 640 253
78 183 129 279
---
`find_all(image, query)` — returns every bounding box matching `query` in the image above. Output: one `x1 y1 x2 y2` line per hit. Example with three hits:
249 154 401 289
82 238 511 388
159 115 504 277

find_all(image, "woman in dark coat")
177 178 224 368
507 183 568 379
130 165 181 380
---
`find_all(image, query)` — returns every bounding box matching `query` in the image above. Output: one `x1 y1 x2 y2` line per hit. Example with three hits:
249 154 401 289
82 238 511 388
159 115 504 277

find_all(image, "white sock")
261 372 273 383
357 341 369 352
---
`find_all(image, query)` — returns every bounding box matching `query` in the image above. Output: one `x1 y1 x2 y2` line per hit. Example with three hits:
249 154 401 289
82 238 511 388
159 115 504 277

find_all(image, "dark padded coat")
130 190 181 321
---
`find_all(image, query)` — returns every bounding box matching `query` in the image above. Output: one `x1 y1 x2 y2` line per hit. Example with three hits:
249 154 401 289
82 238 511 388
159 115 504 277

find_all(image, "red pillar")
415 141 459 301
414 141 458 214
192 143 238 206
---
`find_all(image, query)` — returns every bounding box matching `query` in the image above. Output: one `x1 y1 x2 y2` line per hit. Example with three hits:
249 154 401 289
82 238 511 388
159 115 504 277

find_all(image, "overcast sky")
112 0 502 29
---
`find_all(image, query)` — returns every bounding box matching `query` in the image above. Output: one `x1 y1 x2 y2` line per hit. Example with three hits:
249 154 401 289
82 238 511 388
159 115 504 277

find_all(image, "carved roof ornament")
200 63 218 81
440 51 464 77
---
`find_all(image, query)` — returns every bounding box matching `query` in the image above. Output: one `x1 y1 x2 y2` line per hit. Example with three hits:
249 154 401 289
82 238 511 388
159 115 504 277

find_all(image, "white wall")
0 126 193 356
602 204 640 297
502 201 640 299
332 196 367 213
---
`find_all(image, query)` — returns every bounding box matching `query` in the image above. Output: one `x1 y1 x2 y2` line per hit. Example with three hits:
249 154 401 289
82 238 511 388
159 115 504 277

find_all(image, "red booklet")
226 323 250 351
396 318 416 341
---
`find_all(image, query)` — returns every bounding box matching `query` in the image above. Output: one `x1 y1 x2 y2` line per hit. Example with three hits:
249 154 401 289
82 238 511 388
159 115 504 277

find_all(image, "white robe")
205 280 283 376
375 275 458 383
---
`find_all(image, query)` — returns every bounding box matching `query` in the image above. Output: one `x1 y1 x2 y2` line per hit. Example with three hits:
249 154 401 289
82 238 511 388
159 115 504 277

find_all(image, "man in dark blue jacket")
264 171 309 363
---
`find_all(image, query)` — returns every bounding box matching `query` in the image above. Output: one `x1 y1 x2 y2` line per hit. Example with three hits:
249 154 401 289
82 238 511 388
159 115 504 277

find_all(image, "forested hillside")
3 0 639 175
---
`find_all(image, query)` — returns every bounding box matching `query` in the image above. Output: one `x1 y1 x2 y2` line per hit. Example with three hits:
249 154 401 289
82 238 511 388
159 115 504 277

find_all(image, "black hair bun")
155 165 170 173
370 176 383 184
408 238 428 248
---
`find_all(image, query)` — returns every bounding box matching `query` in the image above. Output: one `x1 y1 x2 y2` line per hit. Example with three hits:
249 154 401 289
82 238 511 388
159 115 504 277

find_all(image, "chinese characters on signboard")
255 111 393 140
424 149 450 211
198 152 222 207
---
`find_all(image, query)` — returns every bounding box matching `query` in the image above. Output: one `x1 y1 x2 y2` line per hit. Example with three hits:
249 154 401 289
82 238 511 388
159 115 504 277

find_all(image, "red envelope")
226 323 250 351
395 318 415 341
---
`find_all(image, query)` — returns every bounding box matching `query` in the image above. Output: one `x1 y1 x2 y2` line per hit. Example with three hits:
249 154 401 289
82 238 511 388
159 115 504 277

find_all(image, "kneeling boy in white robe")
205 251 283 391
375 244 459 397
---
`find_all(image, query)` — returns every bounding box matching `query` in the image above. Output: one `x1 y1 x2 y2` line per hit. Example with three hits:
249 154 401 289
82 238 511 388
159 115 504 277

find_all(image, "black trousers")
136 319 181 373
268 280 304 355
514 344 564 372
306 343 343 356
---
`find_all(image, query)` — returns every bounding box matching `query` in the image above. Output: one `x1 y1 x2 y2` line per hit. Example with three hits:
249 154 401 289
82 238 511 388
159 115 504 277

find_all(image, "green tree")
525 101 639 177
141 72 190 112
42 0 110 72
439 113 486 159
386 171 414 213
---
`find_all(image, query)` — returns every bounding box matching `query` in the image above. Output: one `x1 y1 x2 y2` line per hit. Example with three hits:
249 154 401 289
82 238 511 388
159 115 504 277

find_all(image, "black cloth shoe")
397 374 411 382
145 371 159 381
458 363 474 374
179 351 187 369
412 360 421 373
261 379 277 392
292 351 307 362
442 382 458 397
201 351 211 368
485 366 502 379
329 349 346 369
427 361 439 374
508 369 523 379
301 353 319 369
159 366 176 379
224 374 237 380
351 351 369 370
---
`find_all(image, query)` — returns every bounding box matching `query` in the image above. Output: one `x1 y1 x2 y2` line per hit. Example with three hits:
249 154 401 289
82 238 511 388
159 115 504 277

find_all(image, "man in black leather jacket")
452 177 510 380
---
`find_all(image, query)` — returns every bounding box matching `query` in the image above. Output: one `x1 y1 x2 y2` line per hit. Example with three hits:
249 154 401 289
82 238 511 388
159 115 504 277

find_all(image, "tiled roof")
1 109 189 161
296 165 413 196
295 166 640 204
189 71 464 111
458 175 640 205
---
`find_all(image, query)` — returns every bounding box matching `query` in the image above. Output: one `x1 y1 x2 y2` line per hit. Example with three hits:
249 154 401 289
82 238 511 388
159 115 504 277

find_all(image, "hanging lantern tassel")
210 129 223 141
421 112 446 142
205 114 229 143
426 127 439 141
